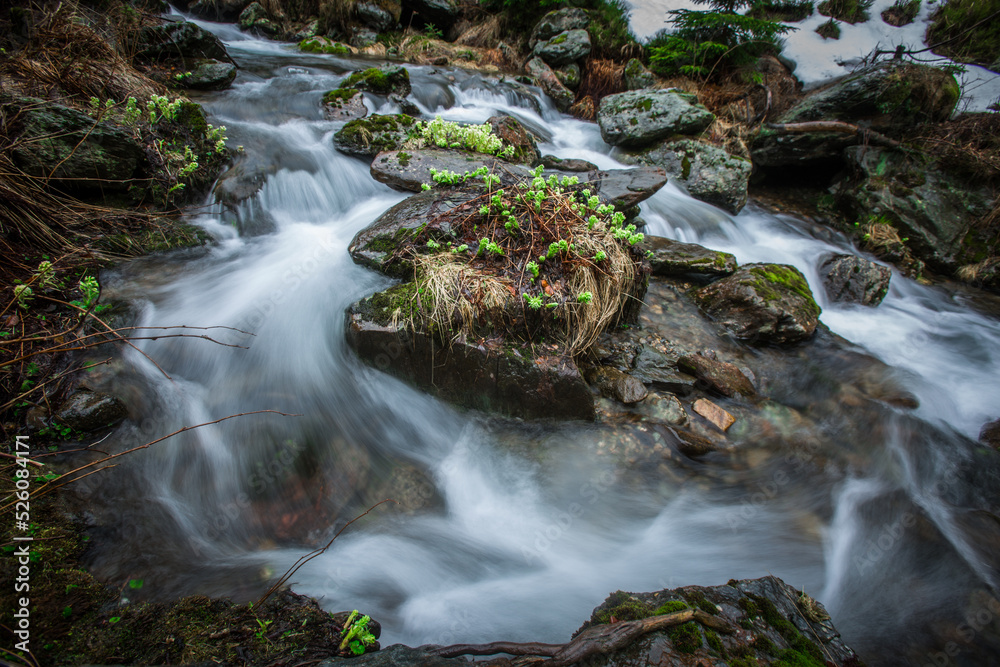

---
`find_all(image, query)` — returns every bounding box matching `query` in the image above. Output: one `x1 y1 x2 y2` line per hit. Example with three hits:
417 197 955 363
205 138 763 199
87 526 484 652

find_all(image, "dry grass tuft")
575 59 626 108
454 14 502 48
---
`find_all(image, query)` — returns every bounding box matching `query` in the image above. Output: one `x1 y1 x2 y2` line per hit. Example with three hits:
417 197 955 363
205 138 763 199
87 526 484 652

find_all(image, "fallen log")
765 121 904 150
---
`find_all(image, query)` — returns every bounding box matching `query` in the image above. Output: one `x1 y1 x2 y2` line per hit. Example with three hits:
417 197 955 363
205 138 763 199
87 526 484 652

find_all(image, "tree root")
764 121 904 150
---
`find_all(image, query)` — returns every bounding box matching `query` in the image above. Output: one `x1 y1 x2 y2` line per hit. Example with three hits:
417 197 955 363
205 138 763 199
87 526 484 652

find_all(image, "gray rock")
346 285 595 421
356 1 400 31
818 253 891 306
678 353 757 398
751 129 856 167
333 114 418 159
526 57 575 113
136 20 230 61
554 62 581 90
693 263 821 345
343 65 411 96
350 27 379 48
780 60 959 130
323 89 368 122
833 146 994 272
623 58 656 90
11 100 145 193
213 153 273 208
584 366 648 404
632 391 687 425
368 149 667 209
54 389 127 433
643 236 738 280
620 138 750 213
403 0 459 29
539 155 597 172
182 59 237 90
529 7 589 49
629 346 697 395
598 89 715 148
533 29 591 67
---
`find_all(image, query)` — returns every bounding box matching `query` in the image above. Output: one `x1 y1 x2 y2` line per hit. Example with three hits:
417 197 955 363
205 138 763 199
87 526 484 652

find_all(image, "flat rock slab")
598 89 715 149
692 397 736 432
370 149 667 210
346 284 595 421
678 353 757 398
323 90 368 121
693 263 821 345
643 236 737 280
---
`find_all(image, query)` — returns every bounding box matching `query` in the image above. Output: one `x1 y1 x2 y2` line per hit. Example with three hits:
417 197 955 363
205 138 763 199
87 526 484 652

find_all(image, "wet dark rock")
349 186 476 278
356 0 401 32
390 94 420 116
403 0 460 29
693 263 821 345
136 20 230 62
598 89 715 149
346 286 595 421
54 389 127 433
533 29 591 67
526 57 574 113
643 236 738 280
486 115 541 165
584 366 648 404
623 58 656 91
182 59 238 91
675 424 721 455
678 353 757 398
629 344 697 395
529 7 589 50
213 153 273 208
751 128 856 168
619 138 751 213
981 419 1000 448
580 576 861 667
631 391 687 425
818 253 891 306
539 155 597 172
333 114 417 159
10 100 145 193
833 146 995 274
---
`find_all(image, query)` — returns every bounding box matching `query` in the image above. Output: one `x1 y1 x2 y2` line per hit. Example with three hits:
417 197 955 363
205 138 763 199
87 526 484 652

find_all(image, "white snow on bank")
625 0 1000 111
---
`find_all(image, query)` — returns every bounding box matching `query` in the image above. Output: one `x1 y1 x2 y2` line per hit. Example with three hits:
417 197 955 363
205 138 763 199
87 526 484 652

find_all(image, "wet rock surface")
643 236 738 280
693 263 821 345
819 253 892 306
54 389 128 432
598 90 715 148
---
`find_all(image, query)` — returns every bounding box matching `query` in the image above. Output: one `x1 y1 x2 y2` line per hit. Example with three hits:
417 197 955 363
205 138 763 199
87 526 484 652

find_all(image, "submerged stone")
818 253 891 306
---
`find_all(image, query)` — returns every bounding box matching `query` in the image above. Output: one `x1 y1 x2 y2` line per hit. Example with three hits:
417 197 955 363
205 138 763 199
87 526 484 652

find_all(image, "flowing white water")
81 23 1000 665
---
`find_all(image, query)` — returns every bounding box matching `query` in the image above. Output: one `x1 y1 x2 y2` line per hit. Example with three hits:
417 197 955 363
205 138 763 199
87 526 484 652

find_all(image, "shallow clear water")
75 24 1000 666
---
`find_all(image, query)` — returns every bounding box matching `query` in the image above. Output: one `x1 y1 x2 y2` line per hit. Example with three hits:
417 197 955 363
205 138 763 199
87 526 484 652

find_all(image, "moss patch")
299 37 350 54
343 66 410 95
323 87 360 107
667 621 702 654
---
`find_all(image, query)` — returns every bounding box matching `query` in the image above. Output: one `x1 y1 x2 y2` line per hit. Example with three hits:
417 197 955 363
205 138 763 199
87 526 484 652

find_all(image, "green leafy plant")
648 0 796 79
412 116 514 158
817 0 874 24
13 285 33 310
339 610 377 655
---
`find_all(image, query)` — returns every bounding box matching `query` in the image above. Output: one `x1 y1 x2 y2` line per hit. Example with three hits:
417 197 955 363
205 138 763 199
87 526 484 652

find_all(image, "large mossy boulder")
355 0 402 31
533 29 591 67
752 61 960 167
526 57 575 113
333 114 417 159
10 100 145 192
619 138 751 213
342 65 411 97
346 285 596 421
579 576 862 667
597 90 715 148
136 20 230 62
832 146 995 272
239 2 282 36
693 263 821 345
402 0 459 29
529 7 589 49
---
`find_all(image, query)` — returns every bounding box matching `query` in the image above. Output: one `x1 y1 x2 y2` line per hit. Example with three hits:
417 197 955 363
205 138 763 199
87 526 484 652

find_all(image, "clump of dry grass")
576 59 626 109
388 169 648 355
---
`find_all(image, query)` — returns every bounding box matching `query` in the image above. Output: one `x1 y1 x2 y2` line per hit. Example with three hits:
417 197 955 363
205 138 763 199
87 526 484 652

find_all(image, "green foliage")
648 0 796 79
926 0 1000 70
881 0 920 26
13 284 33 309
586 0 640 60
815 17 840 38
339 611 377 656
748 0 814 21
147 94 184 124
817 0 873 24
423 23 443 39
414 116 514 158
